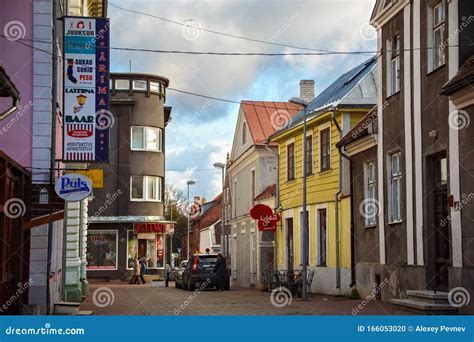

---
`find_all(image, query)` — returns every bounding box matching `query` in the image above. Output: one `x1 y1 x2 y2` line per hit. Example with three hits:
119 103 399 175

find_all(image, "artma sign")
55 173 93 201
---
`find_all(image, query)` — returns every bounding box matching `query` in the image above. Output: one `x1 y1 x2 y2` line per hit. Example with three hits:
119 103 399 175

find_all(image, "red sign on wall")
249 204 280 232
134 223 174 234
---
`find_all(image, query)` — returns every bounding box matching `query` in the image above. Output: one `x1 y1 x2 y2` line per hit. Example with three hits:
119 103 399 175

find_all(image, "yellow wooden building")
268 57 377 294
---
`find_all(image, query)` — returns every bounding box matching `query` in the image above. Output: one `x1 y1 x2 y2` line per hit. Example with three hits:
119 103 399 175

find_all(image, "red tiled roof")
254 184 276 201
440 55 474 95
240 101 302 145
336 106 377 148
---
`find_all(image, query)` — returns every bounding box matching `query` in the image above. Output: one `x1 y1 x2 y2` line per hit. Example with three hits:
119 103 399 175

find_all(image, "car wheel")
175 280 178 288
224 282 230 290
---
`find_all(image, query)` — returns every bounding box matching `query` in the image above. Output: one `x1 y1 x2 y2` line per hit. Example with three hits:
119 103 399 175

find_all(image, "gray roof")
283 56 377 131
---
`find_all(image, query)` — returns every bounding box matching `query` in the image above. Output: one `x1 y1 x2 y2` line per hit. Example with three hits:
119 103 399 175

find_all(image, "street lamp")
186 180 196 259
289 96 310 301
213 162 226 256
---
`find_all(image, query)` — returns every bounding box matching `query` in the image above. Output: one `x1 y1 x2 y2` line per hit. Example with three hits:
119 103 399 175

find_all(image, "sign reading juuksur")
63 17 110 162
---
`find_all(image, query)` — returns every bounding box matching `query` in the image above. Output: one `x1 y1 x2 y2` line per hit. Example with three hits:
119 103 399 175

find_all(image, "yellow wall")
273 110 365 271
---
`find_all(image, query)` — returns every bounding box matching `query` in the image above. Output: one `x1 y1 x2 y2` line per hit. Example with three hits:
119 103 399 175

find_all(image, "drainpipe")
46 0 58 315
264 140 279 275
331 110 342 290
339 147 356 288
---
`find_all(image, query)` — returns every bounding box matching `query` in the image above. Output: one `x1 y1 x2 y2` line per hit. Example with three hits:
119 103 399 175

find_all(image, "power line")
108 2 338 53
4 35 473 56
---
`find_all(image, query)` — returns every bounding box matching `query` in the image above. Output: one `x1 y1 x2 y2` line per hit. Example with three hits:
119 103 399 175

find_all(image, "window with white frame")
431 2 446 70
130 175 162 202
319 128 331 172
115 79 130 90
150 81 161 93
389 152 402 222
387 35 400 96
132 80 147 91
364 162 377 226
131 126 162 152
287 142 295 180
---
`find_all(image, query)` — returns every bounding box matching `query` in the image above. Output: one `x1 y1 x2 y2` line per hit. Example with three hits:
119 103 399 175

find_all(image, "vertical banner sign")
63 17 110 162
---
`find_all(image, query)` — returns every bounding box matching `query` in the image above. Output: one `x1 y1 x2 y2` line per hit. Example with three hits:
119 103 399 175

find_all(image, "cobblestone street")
80 282 414 316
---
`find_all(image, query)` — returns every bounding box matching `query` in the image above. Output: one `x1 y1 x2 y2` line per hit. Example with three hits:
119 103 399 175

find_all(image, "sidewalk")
80 282 414 316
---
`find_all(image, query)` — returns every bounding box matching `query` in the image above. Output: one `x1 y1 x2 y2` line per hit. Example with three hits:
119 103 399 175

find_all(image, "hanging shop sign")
249 204 280 232
63 16 110 162
55 173 93 201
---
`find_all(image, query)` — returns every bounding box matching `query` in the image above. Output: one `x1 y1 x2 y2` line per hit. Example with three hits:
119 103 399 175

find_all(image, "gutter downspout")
339 147 356 288
331 110 342 290
264 141 279 276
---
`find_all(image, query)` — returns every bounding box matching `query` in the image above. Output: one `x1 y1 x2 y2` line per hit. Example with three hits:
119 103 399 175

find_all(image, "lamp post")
186 180 196 259
213 162 226 255
289 97 309 301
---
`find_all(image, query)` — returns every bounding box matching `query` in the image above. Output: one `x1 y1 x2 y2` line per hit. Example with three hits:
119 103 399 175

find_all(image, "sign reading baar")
63 17 110 162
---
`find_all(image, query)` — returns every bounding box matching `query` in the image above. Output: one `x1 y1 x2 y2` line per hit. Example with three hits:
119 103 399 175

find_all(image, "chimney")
299 80 315 102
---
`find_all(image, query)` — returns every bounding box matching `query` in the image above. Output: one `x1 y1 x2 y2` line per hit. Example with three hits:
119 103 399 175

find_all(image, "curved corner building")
87 73 173 280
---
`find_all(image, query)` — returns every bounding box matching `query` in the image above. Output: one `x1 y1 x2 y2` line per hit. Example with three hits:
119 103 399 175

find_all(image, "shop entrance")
128 231 165 270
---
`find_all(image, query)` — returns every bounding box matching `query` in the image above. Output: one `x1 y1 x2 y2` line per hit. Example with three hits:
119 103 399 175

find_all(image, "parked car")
181 253 230 291
174 260 188 289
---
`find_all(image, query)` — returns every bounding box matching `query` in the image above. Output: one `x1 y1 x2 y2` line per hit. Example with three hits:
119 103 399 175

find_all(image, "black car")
181 254 230 291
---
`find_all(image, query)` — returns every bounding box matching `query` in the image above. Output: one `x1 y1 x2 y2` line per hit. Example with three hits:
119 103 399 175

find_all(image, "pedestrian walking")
130 258 143 285
139 256 148 284
165 263 171 287
213 253 226 291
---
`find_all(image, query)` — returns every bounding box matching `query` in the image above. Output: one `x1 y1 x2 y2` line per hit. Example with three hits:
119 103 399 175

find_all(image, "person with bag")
130 258 142 284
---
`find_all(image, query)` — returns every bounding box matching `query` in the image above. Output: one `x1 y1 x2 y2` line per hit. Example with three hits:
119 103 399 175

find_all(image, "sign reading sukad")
250 204 280 232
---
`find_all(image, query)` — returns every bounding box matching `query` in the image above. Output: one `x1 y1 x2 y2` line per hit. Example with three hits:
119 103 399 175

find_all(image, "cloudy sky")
108 0 377 200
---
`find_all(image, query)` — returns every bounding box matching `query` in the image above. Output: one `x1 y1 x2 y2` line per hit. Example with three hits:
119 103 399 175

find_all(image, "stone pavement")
80 282 414 316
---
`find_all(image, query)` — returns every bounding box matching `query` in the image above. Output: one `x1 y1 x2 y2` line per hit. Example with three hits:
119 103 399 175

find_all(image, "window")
431 2 446 70
131 126 162 152
389 152 402 222
86 230 118 270
388 35 400 95
132 80 147 90
365 162 377 226
242 121 247 145
317 208 327 266
305 135 313 175
115 79 130 90
320 128 331 172
130 175 162 202
287 142 295 180
150 81 161 93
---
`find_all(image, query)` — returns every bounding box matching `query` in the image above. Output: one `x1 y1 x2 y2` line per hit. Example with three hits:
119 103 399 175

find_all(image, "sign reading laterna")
63 17 110 162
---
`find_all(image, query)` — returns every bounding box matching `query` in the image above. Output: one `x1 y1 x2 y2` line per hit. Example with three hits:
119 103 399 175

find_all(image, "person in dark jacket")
213 253 226 291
